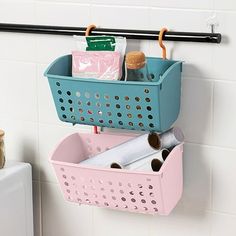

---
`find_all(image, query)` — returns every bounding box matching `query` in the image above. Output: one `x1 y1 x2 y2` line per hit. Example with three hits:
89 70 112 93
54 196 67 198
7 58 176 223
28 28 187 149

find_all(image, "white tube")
111 149 170 172
149 127 184 149
79 133 161 167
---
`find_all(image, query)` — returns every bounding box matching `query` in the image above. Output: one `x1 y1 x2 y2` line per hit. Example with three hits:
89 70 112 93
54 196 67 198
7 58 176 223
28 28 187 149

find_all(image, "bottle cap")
125 51 146 69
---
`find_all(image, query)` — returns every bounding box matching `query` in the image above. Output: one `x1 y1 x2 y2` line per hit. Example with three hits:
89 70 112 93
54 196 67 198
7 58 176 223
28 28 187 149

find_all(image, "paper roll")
79 133 161 167
111 149 170 172
150 127 184 149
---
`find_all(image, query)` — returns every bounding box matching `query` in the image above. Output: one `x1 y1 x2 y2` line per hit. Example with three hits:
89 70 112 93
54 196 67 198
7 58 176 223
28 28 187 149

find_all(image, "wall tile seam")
37 121 92 132
90 4 149 10
32 180 43 236
149 7 236 14
0 117 39 126
184 141 236 152
35 1 90 7
91 4 214 12
0 58 37 65
209 209 236 217
182 76 236 84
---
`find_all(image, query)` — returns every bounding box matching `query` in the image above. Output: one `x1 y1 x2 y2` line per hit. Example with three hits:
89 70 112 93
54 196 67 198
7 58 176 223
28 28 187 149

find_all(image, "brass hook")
158 28 168 59
85 24 96 36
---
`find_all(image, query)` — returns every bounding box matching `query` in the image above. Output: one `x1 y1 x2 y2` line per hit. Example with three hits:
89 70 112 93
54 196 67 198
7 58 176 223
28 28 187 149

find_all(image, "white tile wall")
149 206 211 236
211 212 236 236
175 78 213 144
1 1 236 236
182 144 212 211
41 182 93 236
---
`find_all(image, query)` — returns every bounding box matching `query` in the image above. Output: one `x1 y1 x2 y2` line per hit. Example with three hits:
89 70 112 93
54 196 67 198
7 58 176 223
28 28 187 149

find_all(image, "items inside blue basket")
72 35 127 81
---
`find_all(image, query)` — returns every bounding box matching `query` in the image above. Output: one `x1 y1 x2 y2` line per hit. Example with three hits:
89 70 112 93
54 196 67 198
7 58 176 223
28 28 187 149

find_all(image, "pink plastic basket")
50 132 183 215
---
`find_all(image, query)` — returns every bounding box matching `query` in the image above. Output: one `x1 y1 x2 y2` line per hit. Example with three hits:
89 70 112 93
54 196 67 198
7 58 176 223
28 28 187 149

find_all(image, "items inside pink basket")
79 127 184 172
72 35 126 80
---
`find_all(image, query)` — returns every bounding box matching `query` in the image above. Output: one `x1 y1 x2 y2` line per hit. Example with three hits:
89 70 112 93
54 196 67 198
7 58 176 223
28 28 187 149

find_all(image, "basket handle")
158 28 168 60
85 25 99 134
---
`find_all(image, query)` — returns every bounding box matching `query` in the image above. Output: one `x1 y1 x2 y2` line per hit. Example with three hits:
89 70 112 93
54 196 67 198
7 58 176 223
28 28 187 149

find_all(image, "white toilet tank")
0 162 34 236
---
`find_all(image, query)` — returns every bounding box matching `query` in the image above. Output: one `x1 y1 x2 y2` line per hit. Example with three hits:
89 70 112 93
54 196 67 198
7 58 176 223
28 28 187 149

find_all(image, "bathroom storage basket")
44 55 182 132
50 132 183 215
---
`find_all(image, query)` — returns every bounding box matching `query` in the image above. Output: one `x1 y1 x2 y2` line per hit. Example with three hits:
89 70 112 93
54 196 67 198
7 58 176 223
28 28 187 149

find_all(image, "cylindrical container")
150 127 184 150
0 130 5 169
111 149 170 172
79 133 161 168
125 51 151 81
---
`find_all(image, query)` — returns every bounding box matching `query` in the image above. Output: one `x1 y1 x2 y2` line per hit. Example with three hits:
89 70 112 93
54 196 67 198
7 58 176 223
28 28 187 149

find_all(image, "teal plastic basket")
44 55 182 132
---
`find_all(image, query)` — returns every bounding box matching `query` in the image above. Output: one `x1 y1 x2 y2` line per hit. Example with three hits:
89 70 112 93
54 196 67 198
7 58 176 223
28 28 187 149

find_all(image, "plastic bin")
44 55 182 132
50 132 183 215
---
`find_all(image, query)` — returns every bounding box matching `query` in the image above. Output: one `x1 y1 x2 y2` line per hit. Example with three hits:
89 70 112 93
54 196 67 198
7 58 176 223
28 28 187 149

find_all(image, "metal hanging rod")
0 23 221 43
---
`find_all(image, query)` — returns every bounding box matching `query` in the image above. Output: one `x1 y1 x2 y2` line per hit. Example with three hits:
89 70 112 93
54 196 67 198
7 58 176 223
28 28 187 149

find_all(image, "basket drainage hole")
104 202 109 206
57 90 62 95
104 94 110 100
112 196 116 200
150 192 154 197
56 82 60 86
67 91 71 96
131 198 136 202
149 185 153 189
62 114 67 119
64 182 69 186
85 92 90 98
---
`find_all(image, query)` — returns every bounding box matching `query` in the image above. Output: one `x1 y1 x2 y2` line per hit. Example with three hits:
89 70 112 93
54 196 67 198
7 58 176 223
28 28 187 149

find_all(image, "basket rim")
49 131 183 177
44 54 182 87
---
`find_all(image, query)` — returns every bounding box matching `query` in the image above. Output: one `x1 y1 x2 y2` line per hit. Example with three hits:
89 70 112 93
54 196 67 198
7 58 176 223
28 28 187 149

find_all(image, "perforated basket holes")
60 171 161 213
54 80 159 131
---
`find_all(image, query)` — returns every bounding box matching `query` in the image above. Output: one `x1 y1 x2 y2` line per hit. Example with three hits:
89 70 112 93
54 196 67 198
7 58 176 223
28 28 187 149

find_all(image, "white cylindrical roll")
150 127 184 149
111 149 170 172
79 133 161 167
